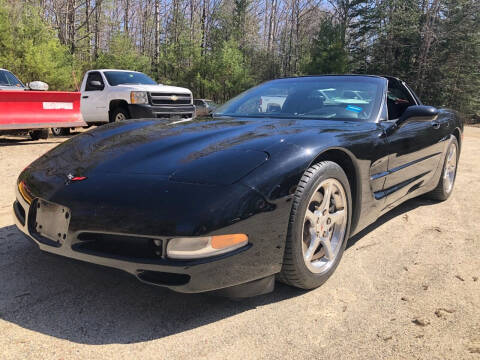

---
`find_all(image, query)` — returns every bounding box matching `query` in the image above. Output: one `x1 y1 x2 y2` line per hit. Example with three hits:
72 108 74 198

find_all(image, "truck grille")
149 93 192 105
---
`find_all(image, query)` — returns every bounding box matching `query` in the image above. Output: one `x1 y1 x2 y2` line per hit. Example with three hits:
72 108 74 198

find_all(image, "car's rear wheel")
427 136 459 201
279 161 352 289
110 107 130 122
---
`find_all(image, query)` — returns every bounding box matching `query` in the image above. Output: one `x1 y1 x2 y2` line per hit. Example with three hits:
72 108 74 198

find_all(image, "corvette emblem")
170 95 178 101
65 173 87 184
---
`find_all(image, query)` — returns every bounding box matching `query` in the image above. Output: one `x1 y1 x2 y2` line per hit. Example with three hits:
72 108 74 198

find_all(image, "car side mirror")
89 80 103 90
396 105 438 127
27 81 49 91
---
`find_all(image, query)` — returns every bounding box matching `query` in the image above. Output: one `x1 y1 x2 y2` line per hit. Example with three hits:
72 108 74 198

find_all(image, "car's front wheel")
279 161 352 289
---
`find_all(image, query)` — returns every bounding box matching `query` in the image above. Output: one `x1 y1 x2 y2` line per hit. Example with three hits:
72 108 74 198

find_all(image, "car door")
380 79 450 208
81 71 109 123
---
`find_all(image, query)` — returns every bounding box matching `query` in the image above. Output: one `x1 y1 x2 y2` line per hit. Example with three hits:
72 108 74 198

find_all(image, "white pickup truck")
80 69 195 126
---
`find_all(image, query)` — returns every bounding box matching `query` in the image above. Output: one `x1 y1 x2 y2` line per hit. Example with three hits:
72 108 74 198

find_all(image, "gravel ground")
0 127 479 360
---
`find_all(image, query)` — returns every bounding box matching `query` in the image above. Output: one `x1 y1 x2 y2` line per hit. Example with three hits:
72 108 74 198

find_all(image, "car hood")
116 84 192 94
26 117 362 186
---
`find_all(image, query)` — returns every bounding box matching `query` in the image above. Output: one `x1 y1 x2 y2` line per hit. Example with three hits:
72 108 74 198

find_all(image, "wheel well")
109 100 129 121
311 149 359 232
453 128 461 150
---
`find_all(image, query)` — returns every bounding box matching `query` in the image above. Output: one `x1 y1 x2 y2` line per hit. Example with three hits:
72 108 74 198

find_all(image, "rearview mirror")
89 80 103 90
397 105 438 126
27 81 49 91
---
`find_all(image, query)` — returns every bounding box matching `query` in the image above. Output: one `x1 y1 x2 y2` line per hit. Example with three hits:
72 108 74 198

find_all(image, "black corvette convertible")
13 75 462 297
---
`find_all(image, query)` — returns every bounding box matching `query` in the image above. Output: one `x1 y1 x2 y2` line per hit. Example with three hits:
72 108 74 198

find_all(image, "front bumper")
128 104 195 120
12 181 289 295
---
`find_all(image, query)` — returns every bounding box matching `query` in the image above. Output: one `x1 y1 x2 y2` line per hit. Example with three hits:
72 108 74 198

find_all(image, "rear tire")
426 136 459 201
110 107 130 122
29 129 49 140
279 161 352 290
51 127 70 136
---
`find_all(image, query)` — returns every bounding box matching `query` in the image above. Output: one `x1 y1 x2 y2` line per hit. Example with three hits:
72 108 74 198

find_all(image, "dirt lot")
0 128 479 360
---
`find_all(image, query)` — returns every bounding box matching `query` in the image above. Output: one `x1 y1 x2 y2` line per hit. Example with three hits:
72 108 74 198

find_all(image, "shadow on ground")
0 196 437 345
0 130 87 147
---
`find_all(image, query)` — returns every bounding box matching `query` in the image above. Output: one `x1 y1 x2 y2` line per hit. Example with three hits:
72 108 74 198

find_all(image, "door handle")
431 121 441 129
82 96 89 99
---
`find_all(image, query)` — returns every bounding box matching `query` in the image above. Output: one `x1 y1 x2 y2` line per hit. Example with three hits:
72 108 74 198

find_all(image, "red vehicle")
0 69 86 140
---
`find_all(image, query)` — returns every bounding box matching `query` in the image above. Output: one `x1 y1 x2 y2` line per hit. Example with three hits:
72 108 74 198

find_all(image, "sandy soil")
0 127 479 360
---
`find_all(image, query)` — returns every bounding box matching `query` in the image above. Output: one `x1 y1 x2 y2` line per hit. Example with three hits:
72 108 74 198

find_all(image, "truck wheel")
29 129 49 141
110 107 130 122
51 127 70 136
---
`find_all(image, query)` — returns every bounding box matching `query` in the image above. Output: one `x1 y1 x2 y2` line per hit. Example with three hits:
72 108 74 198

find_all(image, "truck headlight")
130 91 149 104
166 234 248 259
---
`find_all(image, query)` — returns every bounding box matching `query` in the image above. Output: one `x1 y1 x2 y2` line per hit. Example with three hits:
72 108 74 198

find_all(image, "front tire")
110 107 130 122
279 161 352 290
29 129 49 140
51 127 70 136
427 136 459 201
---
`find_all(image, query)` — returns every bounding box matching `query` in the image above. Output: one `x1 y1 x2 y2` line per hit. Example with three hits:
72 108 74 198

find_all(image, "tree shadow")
0 196 437 345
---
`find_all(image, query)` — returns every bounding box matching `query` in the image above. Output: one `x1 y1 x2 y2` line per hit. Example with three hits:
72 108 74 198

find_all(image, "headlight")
130 91 148 104
167 234 248 259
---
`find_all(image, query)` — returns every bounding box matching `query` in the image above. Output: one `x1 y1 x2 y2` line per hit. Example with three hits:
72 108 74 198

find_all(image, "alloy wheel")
115 112 127 121
443 142 457 194
302 178 348 274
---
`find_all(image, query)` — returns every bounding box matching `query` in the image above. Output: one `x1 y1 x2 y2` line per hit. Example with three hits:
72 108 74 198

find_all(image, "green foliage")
0 1 74 90
304 19 349 75
0 0 478 118
95 35 151 74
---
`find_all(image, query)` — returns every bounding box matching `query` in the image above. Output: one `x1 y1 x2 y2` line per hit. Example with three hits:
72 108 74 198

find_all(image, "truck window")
0 71 9 85
103 71 156 86
85 72 105 91
3 71 23 87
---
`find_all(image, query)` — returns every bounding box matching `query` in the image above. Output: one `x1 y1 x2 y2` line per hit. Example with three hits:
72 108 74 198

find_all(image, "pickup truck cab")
80 69 195 124
0 69 26 91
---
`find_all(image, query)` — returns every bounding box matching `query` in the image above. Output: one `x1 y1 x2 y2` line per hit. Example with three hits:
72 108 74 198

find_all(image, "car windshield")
104 71 157 86
206 100 217 107
0 70 24 87
215 76 384 121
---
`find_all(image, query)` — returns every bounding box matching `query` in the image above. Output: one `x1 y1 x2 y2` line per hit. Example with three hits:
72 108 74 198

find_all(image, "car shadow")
0 137 63 146
0 224 305 345
347 196 437 249
0 196 437 345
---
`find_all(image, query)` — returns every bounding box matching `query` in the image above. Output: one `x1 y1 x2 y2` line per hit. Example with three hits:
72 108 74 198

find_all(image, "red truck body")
0 91 86 131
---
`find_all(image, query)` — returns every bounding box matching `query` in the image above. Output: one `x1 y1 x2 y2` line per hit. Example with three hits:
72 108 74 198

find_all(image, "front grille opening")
155 113 192 119
137 270 190 286
150 92 192 105
73 232 163 261
13 200 26 226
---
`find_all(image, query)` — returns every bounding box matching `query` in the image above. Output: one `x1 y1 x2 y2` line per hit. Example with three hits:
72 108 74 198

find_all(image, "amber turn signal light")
166 234 248 259
211 234 249 249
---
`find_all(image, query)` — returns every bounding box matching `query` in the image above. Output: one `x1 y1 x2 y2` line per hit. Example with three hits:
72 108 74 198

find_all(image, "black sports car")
13 75 463 297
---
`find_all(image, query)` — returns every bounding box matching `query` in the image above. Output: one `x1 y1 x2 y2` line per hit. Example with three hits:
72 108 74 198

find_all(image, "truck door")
81 71 108 123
